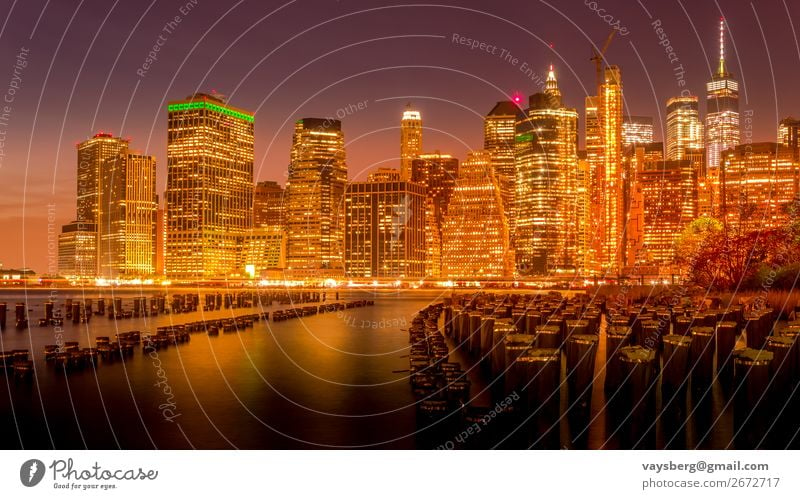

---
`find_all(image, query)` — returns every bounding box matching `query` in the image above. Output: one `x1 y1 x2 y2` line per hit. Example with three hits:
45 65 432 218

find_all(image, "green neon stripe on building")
167 101 254 122
515 133 533 142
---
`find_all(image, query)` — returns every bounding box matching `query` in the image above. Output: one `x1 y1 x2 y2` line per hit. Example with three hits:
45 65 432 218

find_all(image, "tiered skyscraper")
165 93 254 279
514 66 580 274
441 150 513 278
59 132 158 280
400 105 422 181
705 18 740 172
285 118 348 277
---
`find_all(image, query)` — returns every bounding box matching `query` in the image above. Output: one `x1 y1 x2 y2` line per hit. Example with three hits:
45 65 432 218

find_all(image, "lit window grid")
632 164 697 265
58 227 97 279
242 227 286 273
484 114 518 236
514 106 580 273
97 153 157 278
622 121 654 147
165 98 255 279
76 136 129 224
285 121 347 275
720 145 798 231
600 70 624 276
441 151 513 278
400 113 422 181
666 97 703 161
706 110 740 171
343 181 426 278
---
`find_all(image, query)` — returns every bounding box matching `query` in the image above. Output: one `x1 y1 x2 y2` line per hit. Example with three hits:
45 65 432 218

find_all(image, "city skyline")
47 53 800 283
39 61 800 280
2 0 800 272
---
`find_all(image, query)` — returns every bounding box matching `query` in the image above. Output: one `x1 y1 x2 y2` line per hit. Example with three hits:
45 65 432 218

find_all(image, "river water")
0 288 448 449
0 288 794 449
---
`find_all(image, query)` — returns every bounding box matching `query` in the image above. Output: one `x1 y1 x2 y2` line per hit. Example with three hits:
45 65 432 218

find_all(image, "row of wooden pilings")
416 291 799 448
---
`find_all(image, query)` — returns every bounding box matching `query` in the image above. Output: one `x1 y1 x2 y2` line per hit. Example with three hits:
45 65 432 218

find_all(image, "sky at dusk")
1 0 799 272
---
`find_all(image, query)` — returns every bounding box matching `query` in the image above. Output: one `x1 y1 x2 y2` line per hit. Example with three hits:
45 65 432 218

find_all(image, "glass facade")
344 179 426 278
165 93 254 279
98 152 157 278
285 118 347 277
441 150 513 279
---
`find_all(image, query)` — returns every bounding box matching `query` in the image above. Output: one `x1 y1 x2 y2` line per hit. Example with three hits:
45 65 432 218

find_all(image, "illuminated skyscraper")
285 118 348 277
411 152 459 277
400 104 422 181
706 19 740 172
441 150 513 279
165 93 254 279
367 168 401 182
622 116 654 146
627 157 697 268
515 67 580 274
599 65 624 276
241 227 286 277
253 180 285 228
576 157 591 272
484 101 523 233
778 117 800 162
666 96 703 160
76 133 129 223
423 199 441 278
155 207 165 276
344 178 426 278
584 96 603 275
719 143 798 232
57 221 97 279
623 143 663 269
585 97 603 177
98 152 157 278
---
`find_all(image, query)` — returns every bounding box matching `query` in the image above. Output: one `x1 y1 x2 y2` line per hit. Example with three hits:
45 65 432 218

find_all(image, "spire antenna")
718 18 727 76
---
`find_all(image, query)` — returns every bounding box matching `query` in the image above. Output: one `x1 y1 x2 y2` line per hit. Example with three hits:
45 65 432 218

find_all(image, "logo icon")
20 459 45 487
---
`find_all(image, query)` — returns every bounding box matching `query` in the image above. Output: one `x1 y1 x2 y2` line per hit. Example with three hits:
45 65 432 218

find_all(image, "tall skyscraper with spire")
706 18 740 173
514 66 580 274
400 104 422 180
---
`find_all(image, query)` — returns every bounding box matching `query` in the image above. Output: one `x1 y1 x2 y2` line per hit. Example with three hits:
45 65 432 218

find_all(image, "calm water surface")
1 288 789 449
0 288 448 449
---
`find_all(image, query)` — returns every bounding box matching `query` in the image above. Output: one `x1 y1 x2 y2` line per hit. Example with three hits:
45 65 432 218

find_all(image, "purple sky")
1 0 798 272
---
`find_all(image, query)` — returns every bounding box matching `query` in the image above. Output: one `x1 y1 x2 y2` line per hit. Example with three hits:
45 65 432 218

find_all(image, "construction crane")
590 29 617 91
